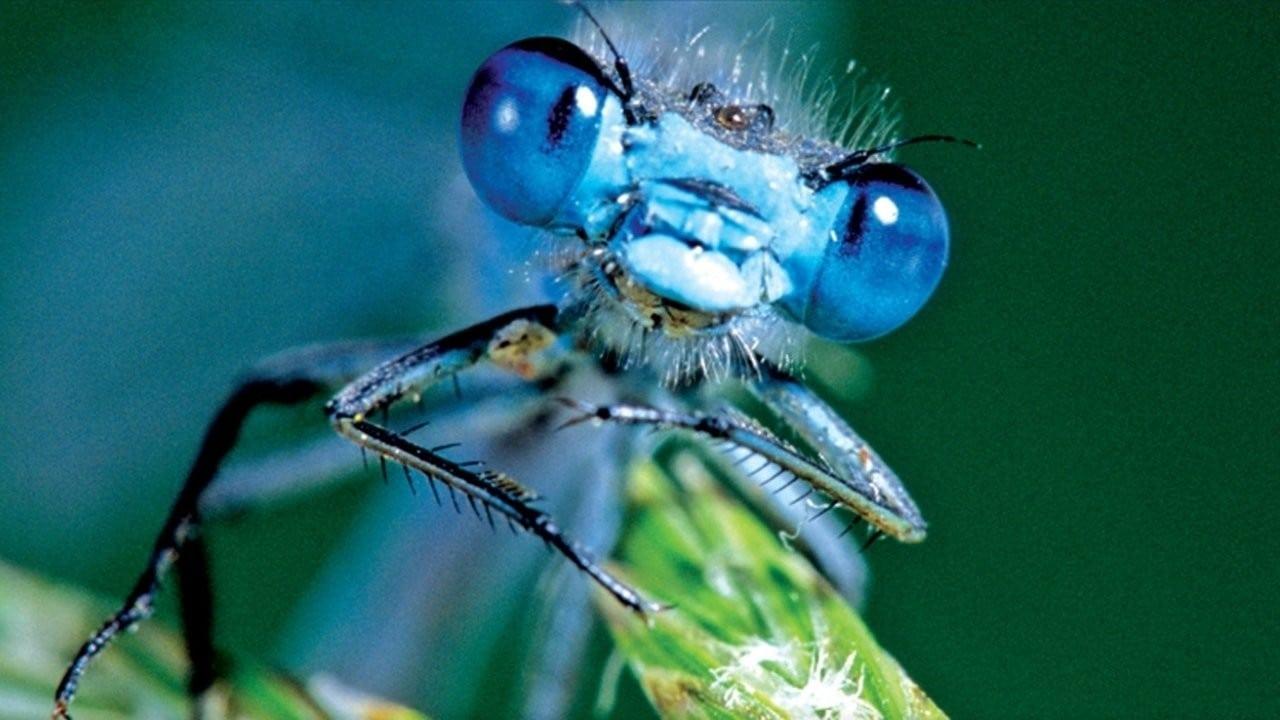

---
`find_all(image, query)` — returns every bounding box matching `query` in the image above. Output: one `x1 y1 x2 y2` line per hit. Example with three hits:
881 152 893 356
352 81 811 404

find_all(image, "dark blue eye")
460 37 612 226
796 164 949 342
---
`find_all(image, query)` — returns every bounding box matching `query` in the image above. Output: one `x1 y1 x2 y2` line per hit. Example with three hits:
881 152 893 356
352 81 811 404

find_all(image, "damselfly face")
460 34 950 381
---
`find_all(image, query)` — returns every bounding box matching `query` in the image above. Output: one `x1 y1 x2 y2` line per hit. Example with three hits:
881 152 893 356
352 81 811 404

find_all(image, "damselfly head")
459 15 960 382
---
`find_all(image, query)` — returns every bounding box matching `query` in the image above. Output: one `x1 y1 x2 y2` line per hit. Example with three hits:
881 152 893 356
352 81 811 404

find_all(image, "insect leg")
53 338 421 719
325 306 661 615
557 396 926 543
176 532 216 696
750 375 927 542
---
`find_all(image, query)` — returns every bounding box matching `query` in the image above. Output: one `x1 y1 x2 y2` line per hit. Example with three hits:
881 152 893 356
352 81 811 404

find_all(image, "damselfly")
54 4 966 718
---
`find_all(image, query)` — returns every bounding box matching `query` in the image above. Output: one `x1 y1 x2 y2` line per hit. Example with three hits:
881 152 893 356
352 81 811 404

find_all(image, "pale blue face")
460 37 949 345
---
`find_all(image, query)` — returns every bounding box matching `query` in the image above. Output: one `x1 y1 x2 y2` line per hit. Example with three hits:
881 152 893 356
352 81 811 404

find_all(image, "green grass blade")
598 451 946 720
0 559 428 720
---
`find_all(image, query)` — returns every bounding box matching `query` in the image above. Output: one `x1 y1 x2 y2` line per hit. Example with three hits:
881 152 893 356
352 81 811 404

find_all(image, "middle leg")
556 388 926 545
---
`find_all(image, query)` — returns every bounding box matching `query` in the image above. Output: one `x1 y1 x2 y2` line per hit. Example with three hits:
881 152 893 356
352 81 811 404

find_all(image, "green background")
1 2 1276 718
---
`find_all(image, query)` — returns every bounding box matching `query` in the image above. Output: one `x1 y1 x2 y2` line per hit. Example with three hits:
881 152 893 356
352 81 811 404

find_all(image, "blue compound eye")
460 37 612 226
799 164 949 342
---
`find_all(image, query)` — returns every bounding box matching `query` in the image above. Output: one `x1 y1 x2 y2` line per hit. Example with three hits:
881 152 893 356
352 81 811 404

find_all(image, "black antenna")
570 1 634 103
821 134 979 181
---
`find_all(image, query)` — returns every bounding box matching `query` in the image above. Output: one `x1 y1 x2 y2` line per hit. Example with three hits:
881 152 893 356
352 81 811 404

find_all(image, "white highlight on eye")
574 85 599 117
872 195 899 225
494 98 519 133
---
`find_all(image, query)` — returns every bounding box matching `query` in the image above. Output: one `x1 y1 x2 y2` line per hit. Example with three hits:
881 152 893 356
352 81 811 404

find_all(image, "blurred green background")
1 2 1276 718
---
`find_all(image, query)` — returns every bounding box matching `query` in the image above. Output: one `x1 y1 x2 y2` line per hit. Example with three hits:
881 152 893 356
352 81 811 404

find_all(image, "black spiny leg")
53 378 317 719
325 305 663 615
349 421 658 612
750 375 927 542
53 339 419 720
557 397 927 544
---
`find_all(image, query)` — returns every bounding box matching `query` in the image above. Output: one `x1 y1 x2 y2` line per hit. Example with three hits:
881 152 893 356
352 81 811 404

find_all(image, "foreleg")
324 306 659 614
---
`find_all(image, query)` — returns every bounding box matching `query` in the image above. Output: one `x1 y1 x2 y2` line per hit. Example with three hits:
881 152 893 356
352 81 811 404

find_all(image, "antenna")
570 1 634 103
821 134 979 181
